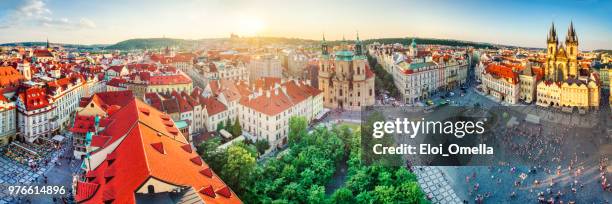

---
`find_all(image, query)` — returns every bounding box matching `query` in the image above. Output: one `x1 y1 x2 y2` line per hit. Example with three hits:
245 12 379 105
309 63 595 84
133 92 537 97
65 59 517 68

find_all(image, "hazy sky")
0 0 610 50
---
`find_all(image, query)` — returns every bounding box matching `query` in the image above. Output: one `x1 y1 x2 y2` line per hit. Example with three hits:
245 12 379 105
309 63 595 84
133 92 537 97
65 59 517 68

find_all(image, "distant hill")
104 38 199 50
0 42 108 50
594 49 612 55
364 37 496 49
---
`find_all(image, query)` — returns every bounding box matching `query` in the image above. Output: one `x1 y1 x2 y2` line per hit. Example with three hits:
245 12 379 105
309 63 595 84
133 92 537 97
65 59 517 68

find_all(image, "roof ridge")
134 124 153 177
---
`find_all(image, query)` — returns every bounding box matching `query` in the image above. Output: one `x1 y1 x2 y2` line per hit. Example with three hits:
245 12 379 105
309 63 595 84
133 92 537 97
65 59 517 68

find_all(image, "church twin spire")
566 21 578 44
548 21 578 45
320 32 364 56
547 22 558 44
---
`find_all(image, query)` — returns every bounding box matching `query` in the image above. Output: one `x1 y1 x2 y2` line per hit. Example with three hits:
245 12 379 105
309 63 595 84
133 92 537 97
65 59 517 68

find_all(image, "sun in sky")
237 15 266 36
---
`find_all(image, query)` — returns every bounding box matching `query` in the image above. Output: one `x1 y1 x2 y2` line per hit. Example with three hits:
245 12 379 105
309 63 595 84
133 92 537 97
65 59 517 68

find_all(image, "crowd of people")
3 139 61 168
464 117 610 203
498 121 567 164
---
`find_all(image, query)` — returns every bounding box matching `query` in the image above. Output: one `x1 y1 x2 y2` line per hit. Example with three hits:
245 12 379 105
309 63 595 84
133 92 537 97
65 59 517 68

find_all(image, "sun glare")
238 16 265 36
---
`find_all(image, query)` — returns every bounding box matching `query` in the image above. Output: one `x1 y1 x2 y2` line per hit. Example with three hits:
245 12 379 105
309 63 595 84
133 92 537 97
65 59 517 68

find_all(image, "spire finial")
356 31 360 41
322 33 326 42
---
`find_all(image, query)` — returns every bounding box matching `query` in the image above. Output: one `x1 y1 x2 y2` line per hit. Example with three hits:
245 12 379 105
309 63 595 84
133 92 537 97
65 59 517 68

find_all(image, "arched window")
147 185 155 194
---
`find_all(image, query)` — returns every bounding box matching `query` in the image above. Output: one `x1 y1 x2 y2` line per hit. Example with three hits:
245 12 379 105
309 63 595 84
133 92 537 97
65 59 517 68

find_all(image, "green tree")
299 168 315 187
333 125 353 152
288 116 308 145
225 118 232 131
196 137 227 171
355 191 373 204
394 168 417 184
306 185 325 204
281 164 297 181
372 185 397 203
281 182 304 202
255 139 270 155
377 171 393 186
396 181 426 204
232 117 243 136
224 144 256 194
329 187 354 204
216 121 224 132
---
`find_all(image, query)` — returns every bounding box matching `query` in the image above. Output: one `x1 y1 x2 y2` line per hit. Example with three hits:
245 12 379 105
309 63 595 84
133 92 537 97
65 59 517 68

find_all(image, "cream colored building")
370 40 468 104
481 64 520 104
518 64 543 103
205 60 249 82
0 94 17 145
239 79 322 149
537 79 599 109
599 67 610 88
318 35 375 110
248 54 282 81
125 71 193 99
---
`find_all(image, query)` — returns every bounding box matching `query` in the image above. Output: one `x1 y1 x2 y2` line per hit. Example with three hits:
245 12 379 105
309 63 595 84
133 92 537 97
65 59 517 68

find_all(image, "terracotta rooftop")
18 87 50 111
75 99 240 203
0 66 23 87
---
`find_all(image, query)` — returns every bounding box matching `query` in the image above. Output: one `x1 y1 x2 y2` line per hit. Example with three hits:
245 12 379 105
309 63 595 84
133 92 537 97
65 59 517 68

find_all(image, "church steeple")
46 38 50 49
566 21 578 44
547 22 558 44
321 33 329 56
355 31 363 56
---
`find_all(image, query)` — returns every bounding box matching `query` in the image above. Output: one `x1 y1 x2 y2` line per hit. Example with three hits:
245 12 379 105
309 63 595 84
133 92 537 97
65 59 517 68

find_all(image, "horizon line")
1 36 609 51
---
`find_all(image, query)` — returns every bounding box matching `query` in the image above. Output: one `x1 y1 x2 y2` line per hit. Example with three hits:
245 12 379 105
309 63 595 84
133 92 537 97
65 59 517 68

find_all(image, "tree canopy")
199 116 429 203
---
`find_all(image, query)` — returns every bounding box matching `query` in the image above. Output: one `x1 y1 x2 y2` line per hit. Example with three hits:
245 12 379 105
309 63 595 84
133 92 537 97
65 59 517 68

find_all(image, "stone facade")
318 35 375 110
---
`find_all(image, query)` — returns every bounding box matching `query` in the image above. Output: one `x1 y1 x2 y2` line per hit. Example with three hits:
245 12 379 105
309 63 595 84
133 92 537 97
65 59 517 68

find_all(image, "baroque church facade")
318 34 375 110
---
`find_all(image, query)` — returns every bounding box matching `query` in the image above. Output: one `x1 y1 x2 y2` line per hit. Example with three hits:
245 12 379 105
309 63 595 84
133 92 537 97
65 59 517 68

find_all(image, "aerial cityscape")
0 0 610 203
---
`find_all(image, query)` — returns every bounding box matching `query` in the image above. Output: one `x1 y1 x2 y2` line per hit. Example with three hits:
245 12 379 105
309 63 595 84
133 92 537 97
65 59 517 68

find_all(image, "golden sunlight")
238 15 265 36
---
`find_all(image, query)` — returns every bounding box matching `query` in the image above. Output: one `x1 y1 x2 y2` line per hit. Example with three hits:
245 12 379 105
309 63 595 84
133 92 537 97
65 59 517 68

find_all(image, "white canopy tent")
52 135 65 142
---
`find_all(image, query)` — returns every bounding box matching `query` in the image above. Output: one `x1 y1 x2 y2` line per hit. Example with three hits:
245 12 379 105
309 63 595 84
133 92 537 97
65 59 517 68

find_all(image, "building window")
147 185 155 194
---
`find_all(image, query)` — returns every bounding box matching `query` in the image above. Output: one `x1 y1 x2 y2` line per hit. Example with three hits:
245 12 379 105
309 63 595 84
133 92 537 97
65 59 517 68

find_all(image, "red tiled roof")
209 63 218 72
200 96 227 116
148 74 192 85
172 91 193 112
76 99 240 203
127 63 157 72
108 65 126 73
240 89 293 116
252 77 281 91
365 65 374 79
106 78 126 87
0 66 23 87
485 64 519 84
161 98 180 114
216 186 232 198
70 115 96 134
532 67 545 81
74 181 99 203
19 87 50 111
33 49 53 58
79 91 134 115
